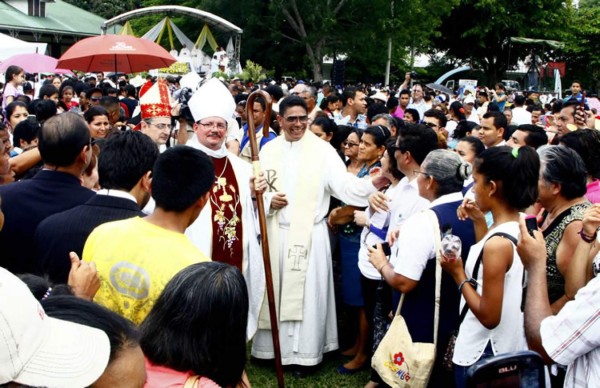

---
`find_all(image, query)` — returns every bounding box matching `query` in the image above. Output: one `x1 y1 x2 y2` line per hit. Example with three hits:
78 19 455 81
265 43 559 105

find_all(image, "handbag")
442 232 517 371
372 279 391 353
371 210 442 387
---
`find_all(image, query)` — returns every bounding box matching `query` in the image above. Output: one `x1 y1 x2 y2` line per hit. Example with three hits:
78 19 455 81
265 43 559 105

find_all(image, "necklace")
215 156 229 188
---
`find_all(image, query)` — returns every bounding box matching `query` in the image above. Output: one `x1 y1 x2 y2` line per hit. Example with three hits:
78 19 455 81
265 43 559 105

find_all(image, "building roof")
0 0 105 37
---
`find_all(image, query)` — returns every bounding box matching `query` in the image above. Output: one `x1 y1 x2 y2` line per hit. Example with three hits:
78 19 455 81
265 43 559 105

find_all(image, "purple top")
2 83 20 112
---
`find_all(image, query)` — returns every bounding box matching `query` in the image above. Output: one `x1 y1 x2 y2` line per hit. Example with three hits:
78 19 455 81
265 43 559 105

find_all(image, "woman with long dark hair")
141 262 249 387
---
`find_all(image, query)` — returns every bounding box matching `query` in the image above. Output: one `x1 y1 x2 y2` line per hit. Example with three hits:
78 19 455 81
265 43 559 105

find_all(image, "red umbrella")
57 34 176 73
0 53 72 74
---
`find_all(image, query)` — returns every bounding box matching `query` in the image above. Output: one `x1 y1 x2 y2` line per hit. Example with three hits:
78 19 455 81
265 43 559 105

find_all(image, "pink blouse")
586 180 600 204
144 358 221 388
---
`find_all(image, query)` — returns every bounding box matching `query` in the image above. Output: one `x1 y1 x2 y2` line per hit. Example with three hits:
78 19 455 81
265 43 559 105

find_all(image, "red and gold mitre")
140 79 171 119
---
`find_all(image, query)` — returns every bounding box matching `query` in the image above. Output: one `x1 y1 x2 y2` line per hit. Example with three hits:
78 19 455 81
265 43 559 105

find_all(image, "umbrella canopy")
57 34 176 73
426 83 453 95
0 53 72 74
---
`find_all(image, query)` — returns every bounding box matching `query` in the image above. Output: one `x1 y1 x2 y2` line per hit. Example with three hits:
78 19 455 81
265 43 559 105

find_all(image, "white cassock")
251 131 377 366
184 136 265 341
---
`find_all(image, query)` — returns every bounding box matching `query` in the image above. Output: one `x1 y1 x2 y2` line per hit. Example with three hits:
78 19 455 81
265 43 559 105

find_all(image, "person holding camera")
407 83 428 120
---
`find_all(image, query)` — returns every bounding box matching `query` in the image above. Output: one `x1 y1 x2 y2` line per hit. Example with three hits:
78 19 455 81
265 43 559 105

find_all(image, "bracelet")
378 262 389 273
42 287 52 300
579 228 597 243
458 278 476 293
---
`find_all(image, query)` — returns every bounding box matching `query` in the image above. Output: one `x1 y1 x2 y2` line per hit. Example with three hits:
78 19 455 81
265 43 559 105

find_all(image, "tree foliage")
562 0 600 90
434 0 572 85
63 0 598 90
63 0 141 19
237 60 268 84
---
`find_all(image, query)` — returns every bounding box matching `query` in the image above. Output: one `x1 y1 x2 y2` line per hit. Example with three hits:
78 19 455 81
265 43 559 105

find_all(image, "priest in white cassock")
185 78 265 340
251 95 389 371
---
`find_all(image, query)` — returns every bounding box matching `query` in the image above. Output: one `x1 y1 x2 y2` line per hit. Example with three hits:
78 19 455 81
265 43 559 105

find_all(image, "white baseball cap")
464 95 476 105
371 91 388 103
0 267 110 387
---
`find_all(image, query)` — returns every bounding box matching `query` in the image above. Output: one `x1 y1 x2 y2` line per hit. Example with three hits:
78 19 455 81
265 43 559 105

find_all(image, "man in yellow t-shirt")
84 146 215 324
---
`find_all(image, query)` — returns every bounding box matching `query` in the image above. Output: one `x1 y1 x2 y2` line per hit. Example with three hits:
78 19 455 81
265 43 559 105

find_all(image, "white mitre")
188 78 235 122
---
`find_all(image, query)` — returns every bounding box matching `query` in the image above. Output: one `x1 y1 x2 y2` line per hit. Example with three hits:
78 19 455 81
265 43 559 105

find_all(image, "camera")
525 216 537 237
409 71 419 79
372 242 392 256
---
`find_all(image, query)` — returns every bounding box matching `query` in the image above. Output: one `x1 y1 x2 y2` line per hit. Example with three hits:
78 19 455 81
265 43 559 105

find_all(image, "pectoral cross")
288 245 308 271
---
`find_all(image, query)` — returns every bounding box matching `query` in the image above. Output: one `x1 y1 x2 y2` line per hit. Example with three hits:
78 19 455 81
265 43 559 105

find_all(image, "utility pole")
384 0 393 87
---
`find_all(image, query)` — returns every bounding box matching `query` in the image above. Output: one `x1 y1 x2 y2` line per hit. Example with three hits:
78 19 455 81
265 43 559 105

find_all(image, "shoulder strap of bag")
396 209 442 346
393 210 443 346
428 209 442 347
458 231 518 325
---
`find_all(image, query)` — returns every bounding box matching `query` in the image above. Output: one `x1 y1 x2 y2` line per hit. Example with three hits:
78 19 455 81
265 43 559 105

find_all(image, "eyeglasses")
413 170 429 178
198 121 227 130
343 141 359 148
145 121 172 131
284 115 309 124
424 121 439 129
90 97 101 102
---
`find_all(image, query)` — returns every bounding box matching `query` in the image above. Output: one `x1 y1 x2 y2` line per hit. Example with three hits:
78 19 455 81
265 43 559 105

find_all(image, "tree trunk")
306 39 325 82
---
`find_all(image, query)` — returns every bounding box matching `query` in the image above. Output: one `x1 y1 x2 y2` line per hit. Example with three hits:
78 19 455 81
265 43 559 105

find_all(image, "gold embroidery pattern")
211 175 241 255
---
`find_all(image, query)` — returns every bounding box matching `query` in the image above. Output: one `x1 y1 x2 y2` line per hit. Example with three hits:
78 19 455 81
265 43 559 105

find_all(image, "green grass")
246 347 371 387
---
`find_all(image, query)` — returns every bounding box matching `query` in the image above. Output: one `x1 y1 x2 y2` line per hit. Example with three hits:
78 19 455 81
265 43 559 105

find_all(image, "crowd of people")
0 65 599 388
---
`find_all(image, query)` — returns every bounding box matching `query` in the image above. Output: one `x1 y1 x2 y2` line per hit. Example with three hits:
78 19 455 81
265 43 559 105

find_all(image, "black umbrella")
426 83 453 95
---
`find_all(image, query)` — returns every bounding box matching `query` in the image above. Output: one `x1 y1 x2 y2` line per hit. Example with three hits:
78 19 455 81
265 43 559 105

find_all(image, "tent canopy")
103 6 241 75
0 33 47 62
102 6 242 35
509 37 565 50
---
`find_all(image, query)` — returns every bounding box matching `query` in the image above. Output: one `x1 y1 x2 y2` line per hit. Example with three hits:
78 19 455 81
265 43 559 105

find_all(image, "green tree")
269 0 351 81
433 0 573 85
562 0 600 91
64 0 141 19
238 60 268 83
